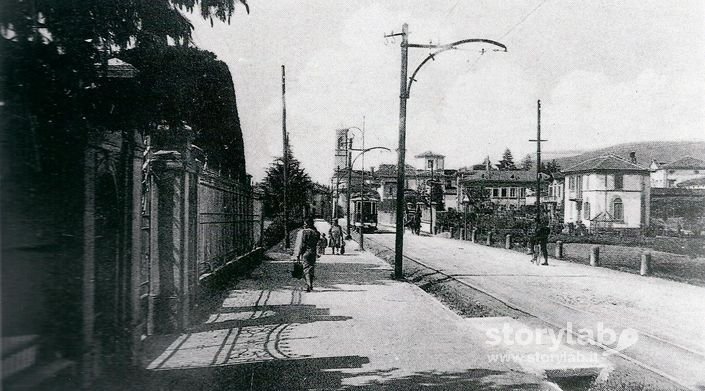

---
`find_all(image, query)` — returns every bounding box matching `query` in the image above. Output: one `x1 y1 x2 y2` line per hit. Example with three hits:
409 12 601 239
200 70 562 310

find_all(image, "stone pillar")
486 232 493 246
505 234 512 249
149 125 199 334
471 229 478 243
555 240 563 259
590 246 600 267
640 252 652 276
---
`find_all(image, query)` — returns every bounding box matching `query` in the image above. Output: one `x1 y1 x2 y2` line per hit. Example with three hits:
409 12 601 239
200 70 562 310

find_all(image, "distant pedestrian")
299 217 320 292
329 220 343 254
534 222 550 266
318 233 328 257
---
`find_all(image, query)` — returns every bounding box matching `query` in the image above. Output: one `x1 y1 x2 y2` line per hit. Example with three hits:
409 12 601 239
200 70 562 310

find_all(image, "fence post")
471 229 478 243
460 228 465 241
590 246 600 266
505 234 512 249
640 252 652 276
486 232 493 246
450 227 454 239
555 240 563 259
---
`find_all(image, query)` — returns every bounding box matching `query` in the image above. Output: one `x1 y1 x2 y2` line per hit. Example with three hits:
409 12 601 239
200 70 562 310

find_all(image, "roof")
375 164 417 177
460 170 535 184
676 176 705 187
661 156 705 170
563 154 648 173
414 151 445 158
98 58 138 78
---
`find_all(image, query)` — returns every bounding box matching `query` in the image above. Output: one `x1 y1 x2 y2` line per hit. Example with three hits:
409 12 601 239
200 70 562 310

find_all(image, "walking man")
535 221 551 266
299 217 320 292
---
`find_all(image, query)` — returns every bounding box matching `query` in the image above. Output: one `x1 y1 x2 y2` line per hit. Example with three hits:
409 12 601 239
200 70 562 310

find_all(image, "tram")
351 195 379 232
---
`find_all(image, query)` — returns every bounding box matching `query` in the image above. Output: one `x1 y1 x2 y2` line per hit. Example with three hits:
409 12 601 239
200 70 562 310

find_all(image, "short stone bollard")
505 234 512 249
640 252 652 276
471 229 478 243
486 232 493 246
555 240 564 259
590 246 600 266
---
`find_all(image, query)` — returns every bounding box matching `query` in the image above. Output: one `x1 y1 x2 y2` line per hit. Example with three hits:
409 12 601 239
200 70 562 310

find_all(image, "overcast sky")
187 0 705 184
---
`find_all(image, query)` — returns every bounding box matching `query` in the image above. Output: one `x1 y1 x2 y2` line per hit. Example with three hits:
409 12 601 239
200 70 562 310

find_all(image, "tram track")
363 234 705 390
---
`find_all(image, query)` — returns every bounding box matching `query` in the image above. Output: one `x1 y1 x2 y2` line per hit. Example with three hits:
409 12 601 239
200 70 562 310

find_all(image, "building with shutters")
563 154 650 232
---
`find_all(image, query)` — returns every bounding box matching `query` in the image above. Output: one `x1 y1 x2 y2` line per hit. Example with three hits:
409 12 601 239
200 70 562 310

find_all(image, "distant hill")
544 141 705 171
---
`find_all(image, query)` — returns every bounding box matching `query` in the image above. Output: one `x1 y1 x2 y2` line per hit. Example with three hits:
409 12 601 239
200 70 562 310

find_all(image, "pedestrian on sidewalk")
318 233 328 257
329 219 343 255
534 221 551 266
299 217 321 292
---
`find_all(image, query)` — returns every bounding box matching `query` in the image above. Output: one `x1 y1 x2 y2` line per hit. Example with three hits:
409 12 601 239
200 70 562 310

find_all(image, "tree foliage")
540 159 561 174
521 154 533 170
496 148 517 170
121 46 245 178
1 0 250 177
261 148 313 220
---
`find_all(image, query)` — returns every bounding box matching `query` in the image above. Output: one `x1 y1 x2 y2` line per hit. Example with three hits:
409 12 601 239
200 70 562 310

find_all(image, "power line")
467 0 549 71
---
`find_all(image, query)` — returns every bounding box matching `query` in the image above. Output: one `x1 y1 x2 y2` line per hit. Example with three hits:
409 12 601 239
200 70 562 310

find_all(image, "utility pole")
360 116 366 250
346 138 353 239
386 23 506 280
529 100 547 225
393 23 409 280
282 65 290 248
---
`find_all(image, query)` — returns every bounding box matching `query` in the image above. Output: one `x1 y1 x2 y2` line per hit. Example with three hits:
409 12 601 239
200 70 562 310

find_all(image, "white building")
563 154 650 231
650 156 705 188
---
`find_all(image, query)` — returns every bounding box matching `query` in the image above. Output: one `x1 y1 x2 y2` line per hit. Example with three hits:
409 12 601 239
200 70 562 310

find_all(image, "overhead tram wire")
464 0 549 71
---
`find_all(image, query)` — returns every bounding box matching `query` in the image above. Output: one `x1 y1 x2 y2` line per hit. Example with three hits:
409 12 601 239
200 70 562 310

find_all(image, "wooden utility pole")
282 65 290 248
393 23 409 279
529 100 547 224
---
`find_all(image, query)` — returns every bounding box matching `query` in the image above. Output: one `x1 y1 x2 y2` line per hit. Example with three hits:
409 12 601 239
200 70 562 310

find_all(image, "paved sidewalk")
133 222 555 390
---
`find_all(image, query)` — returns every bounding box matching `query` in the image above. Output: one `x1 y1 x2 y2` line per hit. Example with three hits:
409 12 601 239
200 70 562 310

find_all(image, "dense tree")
121 46 245 178
261 148 313 220
540 159 561 174
521 154 534 170
496 148 517 170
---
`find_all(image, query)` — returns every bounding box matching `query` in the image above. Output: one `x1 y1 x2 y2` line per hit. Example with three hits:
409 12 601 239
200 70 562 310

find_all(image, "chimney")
629 151 637 164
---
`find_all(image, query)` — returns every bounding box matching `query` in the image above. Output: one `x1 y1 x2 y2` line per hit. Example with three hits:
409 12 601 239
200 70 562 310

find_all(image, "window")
500 188 508 198
614 174 623 190
613 198 624 221
492 188 499 197
428 160 434 169
519 188 526 198
584 202 591 220
569 176 575 190
510 188 517 198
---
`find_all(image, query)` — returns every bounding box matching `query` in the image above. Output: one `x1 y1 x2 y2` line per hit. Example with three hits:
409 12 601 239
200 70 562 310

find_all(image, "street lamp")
462 194 470 240
341 126 364 239
386 23 507 279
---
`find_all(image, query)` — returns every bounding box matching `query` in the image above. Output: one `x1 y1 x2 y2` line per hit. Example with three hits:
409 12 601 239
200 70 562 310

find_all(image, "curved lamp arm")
407 38 507 97
351 146 392 166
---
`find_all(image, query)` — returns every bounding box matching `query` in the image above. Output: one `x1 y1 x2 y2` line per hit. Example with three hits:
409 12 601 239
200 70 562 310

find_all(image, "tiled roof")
563 154 648 173
460 170 535 184
375 164 417 177
414 151 445 158
662 156 705 170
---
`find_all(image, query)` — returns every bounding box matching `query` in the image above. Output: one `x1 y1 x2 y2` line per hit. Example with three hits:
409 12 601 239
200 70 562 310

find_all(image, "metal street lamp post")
385 23 507 279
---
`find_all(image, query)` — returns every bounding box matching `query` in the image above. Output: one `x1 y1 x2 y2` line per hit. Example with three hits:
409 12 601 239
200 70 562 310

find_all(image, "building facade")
650 156 705 188
563 154 650 231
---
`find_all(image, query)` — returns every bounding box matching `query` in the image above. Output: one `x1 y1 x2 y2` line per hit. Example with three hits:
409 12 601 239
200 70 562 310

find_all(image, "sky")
186 0 705 184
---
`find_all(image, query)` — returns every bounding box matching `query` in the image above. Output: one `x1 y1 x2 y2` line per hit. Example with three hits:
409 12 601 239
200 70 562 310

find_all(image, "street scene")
2 1 705 390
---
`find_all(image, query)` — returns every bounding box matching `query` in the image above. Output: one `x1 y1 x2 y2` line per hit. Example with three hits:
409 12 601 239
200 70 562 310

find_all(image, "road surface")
365 230 705 390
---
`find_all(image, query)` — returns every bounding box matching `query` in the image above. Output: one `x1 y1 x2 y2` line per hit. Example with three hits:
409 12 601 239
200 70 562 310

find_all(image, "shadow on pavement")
97 360 548 391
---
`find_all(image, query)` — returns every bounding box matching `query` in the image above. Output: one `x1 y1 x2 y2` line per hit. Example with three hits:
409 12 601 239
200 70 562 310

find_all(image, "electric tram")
351 194 379 232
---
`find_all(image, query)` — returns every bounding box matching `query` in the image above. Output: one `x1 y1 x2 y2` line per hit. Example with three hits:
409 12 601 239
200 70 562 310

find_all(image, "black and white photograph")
2 1 705 390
